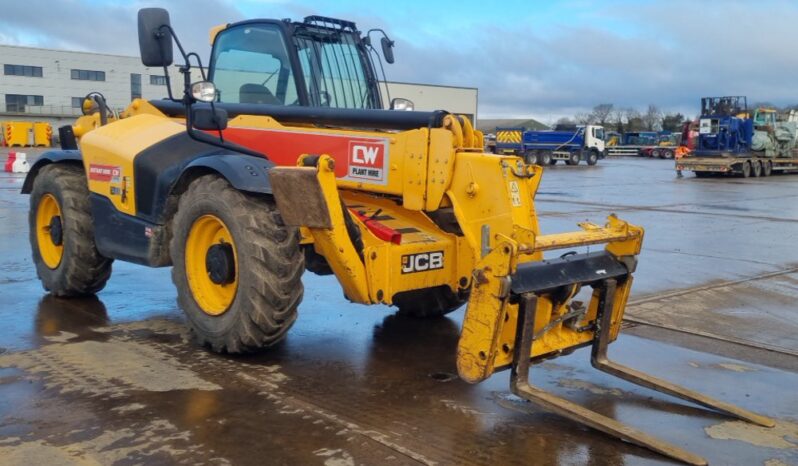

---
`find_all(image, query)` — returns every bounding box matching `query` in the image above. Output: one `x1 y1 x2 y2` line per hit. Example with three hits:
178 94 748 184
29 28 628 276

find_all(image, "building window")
4 64 43 77
71 69 105 81
131 73 142 100
150 75 167 86
72 97 85 108
5 94 44 112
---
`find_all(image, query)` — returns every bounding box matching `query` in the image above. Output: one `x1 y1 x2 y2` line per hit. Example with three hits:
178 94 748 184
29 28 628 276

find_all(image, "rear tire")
741 161 751 178
763 160 773 176
29 164 112 296
171 175 304 353
539 151 552 166
662 149 674 159
565 152 580 165
751 160 762 177
394 286 467 318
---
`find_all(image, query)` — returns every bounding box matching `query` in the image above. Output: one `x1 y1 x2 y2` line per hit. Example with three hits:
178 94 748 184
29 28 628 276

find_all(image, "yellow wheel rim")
36 194 64 269
185 214 238 315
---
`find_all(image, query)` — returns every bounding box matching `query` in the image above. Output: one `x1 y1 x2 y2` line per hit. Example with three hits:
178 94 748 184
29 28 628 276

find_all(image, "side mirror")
380 37 395 64
138 8 173 67
390 98 414 111
192 107 228 131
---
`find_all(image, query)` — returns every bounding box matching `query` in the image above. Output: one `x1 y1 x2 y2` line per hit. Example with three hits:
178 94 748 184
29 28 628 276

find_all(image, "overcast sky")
2 0 797 123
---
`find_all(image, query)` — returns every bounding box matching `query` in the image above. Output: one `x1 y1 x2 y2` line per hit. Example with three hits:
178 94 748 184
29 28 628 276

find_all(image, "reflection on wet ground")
1 156 797 465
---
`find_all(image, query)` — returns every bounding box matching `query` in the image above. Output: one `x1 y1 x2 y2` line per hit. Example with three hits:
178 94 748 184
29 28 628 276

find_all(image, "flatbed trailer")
677 155 798 177
607 145 676 158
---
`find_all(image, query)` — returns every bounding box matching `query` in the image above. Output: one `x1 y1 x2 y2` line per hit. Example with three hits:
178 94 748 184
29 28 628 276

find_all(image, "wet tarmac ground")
1 153 797 465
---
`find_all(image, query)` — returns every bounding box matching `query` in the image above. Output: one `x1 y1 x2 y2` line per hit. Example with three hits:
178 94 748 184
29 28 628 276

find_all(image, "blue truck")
494 125 605 166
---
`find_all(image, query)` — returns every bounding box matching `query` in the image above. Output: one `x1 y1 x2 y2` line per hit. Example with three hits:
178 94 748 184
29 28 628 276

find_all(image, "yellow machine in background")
22 8 773 465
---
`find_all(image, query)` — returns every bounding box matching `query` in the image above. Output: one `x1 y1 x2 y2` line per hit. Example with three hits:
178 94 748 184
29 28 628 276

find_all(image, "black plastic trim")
21 150 83 194
511 252 629 295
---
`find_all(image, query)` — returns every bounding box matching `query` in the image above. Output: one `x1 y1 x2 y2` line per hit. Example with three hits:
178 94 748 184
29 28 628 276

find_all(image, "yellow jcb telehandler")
23 8 772 464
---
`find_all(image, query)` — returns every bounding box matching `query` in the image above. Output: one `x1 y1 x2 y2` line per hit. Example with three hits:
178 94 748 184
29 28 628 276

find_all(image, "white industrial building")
0 44 478 134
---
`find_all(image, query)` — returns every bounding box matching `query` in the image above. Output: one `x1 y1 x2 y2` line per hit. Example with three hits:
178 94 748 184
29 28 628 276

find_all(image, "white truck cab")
585 125 606 153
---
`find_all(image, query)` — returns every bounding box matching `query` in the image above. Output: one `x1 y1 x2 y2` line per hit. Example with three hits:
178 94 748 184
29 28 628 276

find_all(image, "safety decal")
88 164 121 183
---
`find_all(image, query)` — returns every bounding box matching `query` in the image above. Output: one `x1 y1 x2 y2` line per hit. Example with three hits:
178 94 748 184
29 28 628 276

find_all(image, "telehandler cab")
23 8 772 464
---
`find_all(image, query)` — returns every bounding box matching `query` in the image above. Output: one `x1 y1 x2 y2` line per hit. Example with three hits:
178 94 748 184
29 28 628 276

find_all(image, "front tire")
29 164 112 296
524 150 538 166
586 150 599 166
171 175 304 353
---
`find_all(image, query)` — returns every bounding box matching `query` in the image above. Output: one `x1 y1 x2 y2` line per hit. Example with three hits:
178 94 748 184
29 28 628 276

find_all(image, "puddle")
705 420 798 449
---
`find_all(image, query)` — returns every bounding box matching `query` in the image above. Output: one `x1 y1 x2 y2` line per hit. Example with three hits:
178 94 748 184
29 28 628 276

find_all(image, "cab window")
211 24 299 105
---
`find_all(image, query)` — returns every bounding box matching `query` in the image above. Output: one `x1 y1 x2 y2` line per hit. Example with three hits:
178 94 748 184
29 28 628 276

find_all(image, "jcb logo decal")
348 141 386 183
401 251 444 274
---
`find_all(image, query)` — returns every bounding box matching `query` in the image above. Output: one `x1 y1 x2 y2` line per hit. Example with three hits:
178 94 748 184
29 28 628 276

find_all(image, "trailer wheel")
651 149 660 158
539 151 552 166
524 150 539 165
662 149 674 159
566 152 580 165
29 164 113 296
741 161 752 178
171 174 304 353
751 160 762 177
763 160 773 176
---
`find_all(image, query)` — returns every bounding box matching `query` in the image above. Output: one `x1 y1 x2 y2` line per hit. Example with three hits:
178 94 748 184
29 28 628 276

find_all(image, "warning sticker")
88 164 121 183
347 140 388 183
509 181 522 207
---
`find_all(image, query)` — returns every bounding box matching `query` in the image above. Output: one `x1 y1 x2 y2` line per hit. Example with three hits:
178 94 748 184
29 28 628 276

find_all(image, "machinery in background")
606 131 680 159
678 96 798 177
494 125 604 166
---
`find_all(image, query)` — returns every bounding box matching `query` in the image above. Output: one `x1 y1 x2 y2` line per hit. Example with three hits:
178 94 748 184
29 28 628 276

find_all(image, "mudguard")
182 153 275 195
20 150 83 194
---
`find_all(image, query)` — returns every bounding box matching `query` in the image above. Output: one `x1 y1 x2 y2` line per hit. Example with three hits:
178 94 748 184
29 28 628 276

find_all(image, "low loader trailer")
677 153 798 177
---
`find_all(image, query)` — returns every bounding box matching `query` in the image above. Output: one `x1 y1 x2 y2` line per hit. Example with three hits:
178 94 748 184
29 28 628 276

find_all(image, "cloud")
2 0 797 121
0 0 243 56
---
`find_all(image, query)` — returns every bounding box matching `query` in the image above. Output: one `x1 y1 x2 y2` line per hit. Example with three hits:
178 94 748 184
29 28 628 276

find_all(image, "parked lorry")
677 96 798 177
494 125 604 165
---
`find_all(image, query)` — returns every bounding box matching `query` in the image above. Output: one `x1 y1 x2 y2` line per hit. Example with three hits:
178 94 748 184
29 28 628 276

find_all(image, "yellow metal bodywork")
79 114 184 216
71 97 644 387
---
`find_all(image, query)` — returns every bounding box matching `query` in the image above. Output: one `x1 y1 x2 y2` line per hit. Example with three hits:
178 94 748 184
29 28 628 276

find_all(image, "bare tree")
555 117 576 128
611 107 626 132
661 112 686 132
574 112 593 125
642 104 662 131
625 108 645 131
590 103 614 126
